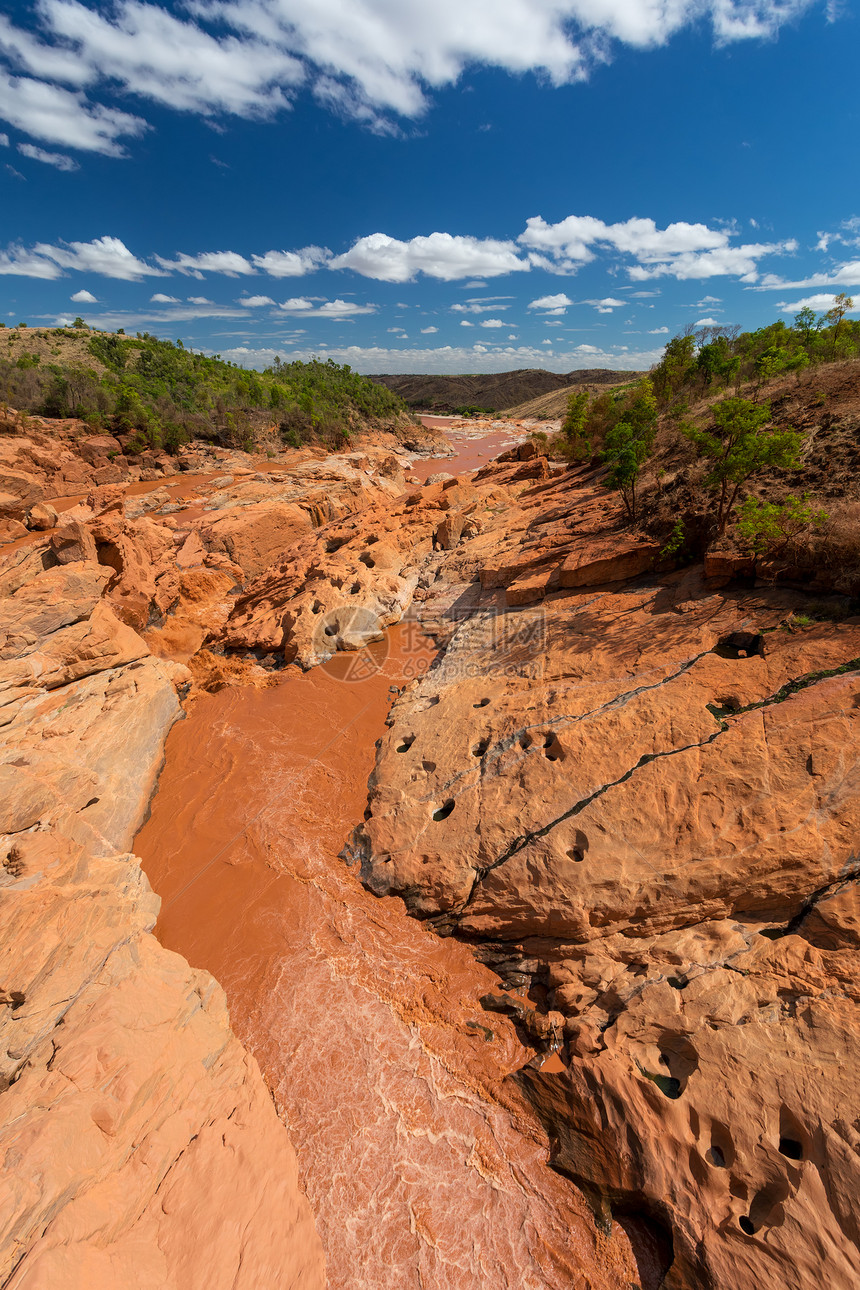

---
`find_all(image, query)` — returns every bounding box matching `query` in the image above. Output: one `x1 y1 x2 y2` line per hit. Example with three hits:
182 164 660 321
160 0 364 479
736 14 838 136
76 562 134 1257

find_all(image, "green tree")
754 345 790 396
599 377 658 521
697 336 737 389
601 421 651 521
683 397 803 534
793 306 817 346
624 376 658 438
651 332 697 405
826 293 854 354
561 390 590 460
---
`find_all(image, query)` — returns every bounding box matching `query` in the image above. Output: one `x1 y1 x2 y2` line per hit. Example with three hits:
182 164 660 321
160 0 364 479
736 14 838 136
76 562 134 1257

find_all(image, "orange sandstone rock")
352 472 860 1289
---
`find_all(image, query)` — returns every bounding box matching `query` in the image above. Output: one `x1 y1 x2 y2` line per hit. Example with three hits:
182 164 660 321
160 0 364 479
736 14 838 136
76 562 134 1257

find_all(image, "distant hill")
504 374 645 420
368 368 641 413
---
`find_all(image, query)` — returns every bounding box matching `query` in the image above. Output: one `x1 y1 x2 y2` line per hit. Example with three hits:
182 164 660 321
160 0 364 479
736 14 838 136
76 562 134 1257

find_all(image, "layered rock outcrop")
0 402 448 515
222 473 502 665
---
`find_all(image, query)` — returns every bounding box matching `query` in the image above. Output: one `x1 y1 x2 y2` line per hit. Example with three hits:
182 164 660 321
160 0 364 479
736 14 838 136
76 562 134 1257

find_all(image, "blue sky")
1 0 858 373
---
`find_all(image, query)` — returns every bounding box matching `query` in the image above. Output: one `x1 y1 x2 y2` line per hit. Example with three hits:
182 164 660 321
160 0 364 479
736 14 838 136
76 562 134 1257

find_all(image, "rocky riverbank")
2 403 858 1289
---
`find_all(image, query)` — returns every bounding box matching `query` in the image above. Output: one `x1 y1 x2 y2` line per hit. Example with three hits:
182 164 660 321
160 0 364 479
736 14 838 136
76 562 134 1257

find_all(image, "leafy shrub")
560 390 590 460
682 398 803 534
737 493 828 556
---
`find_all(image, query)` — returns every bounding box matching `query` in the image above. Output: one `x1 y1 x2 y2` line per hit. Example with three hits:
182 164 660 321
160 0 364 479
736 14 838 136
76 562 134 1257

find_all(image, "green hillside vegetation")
650 296 859 410
555 298 859 465
549 301 860 582
0 323 408 454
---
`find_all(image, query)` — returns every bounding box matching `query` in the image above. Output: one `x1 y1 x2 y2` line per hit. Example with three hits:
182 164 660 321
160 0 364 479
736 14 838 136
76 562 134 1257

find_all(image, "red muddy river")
134 433 636 1289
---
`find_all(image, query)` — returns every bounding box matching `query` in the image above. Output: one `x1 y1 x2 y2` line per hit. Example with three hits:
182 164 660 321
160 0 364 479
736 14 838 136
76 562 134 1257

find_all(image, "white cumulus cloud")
240 294 275 306
70 287 97 302
451 301 511 313
521 214 792 282
278 296 375 317
0 67 146 154
0 0 823 163
755 261 860 291
157 249 256 277
34 235 165 279
331 231 529 282
588 296 625 312
528 292 573 310
251 246 330 276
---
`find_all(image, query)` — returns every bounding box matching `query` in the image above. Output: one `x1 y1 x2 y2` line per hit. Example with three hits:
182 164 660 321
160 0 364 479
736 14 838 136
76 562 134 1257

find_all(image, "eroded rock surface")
0 504 325 1285
349 468 860 1290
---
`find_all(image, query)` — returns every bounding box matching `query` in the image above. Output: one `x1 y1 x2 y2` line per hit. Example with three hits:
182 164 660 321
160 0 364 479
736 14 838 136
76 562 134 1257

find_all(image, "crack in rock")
456 656 860 915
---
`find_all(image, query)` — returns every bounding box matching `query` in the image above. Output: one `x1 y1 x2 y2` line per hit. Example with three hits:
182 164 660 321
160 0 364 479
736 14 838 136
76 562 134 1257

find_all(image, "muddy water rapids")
135 431 636 1288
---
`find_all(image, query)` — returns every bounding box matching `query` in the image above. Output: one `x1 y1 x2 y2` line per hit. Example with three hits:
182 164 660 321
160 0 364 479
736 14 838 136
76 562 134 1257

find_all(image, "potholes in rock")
325 537 345 554
639 1033 699 1100
432 799 455 822
779 1107 805 1160
324 621 339 638
396 734 415 753
565 829 588 863
708 694 742 721
742 1181 790 1235
779 1138 803 1160
543 732 565 762
473 697 491 709
758 926 787 941
650 1071 683 1100
713 631 764 660
359 553 376 568
472 737 490 757
706 1125 734 1169
311 600 324 615
518 732 533 750
349 581 362 595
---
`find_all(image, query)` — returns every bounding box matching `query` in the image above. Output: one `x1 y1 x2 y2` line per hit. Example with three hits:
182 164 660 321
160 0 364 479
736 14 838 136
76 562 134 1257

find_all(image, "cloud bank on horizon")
4 213 860 375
